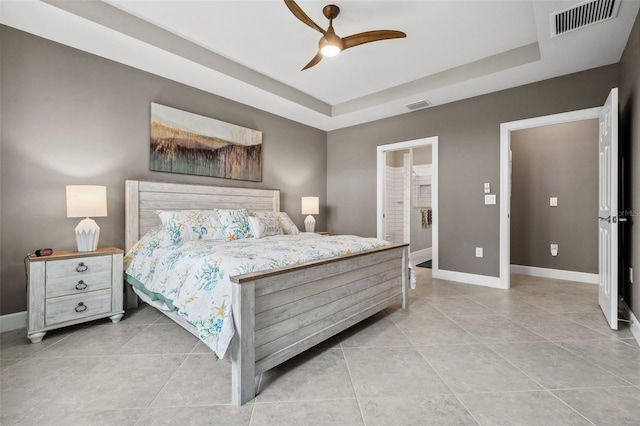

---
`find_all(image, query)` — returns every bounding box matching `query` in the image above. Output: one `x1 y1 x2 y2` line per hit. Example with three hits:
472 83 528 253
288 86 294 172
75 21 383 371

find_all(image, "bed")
124 180 409 405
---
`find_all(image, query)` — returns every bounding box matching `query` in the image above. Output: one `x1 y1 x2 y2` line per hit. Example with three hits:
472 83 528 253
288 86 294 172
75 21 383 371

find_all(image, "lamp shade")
301 197 319 215
66 185 107 218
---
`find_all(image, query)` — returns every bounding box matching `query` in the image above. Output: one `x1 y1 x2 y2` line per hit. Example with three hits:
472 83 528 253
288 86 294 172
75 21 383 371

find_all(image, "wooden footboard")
229 243 408 405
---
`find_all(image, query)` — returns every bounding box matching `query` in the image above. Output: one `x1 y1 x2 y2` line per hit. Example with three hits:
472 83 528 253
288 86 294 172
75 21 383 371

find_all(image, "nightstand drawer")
45 289 112 325
46 255 112 281
46 271 111 298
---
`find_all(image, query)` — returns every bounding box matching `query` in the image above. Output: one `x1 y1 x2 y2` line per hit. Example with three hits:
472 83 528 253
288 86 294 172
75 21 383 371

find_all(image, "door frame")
499 107 602 289
377 136 439 271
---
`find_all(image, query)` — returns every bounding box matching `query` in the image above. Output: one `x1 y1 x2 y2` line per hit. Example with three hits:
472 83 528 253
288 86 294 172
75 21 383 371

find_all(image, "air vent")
404 99 431 111
551 0 620 37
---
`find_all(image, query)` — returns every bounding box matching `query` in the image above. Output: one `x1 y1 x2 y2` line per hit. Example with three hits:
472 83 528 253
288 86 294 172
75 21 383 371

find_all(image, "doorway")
376 136 438 270
499 107 601 289
510 119 600 282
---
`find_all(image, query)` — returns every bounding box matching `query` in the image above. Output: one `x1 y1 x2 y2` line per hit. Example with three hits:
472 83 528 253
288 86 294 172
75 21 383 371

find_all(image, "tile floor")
2 269 640 426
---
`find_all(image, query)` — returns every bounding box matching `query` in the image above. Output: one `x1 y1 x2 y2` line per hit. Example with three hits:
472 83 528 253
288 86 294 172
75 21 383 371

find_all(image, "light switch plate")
484 194 496 205
550 197 558 207
484 183 491 193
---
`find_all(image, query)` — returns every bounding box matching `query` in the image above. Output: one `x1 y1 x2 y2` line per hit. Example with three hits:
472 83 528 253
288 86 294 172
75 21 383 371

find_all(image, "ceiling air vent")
551 0 620 37
404 99 431 111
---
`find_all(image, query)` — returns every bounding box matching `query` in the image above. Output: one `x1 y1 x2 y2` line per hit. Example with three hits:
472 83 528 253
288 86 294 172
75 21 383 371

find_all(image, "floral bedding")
124 228 390 358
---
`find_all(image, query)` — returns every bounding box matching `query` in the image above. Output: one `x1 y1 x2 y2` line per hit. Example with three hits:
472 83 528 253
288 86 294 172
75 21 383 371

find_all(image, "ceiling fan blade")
302 51 323 70
284 0 326 35
342 30 406 50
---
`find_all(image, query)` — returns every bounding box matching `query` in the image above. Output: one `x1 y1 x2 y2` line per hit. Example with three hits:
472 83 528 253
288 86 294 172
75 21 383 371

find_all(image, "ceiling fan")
284 0 407 70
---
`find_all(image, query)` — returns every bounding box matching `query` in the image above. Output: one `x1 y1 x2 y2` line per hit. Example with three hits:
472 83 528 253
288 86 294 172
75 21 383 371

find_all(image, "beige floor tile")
33 323 148 357
558 338 640 385
343 347 450 398
74 354 186 410
449 314 546 343
251 399 363 426
562 311 636 339
552 386 640 426
0 327 79 360
506 313 610 341
119 304 164 324
1 356 100 414
410 282 465 299
458 390 593 426
360 395 478 426
474 295 551 315
257 348 355 402
115 323 199 355
137 405 253 426
428 297 495 316
489 341 629 389
417 344 541 394
339 311 411 348
151 353 233 406
1 408 144 426
384 297 445 319
0 357 20 373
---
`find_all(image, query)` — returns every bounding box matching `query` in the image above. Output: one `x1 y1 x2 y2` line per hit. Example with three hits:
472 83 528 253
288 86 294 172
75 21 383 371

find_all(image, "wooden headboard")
125 180 281 252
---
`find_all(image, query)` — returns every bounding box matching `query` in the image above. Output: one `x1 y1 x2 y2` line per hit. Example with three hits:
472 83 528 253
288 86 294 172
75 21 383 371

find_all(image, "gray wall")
327 65 619 277
620 12 640 318
0 26 327 315
510 120 599 273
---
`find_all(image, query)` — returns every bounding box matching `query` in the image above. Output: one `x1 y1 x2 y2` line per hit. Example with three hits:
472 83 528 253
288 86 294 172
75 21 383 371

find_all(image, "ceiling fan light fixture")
321 44 341 57
319 33 343 57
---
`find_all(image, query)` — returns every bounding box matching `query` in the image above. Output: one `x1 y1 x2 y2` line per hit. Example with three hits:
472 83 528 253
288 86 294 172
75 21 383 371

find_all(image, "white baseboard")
0 311 27 333
629 309 640 347
511 265 599 284
410 248 432 265
432 269 506 289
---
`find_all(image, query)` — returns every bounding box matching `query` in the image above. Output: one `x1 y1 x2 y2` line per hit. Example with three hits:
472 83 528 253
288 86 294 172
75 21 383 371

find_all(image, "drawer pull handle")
74 302 87 313
76 263 89 273
75 281 88 291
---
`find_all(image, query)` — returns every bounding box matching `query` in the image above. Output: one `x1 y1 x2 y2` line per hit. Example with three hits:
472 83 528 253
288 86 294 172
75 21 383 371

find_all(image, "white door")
598 88 619 330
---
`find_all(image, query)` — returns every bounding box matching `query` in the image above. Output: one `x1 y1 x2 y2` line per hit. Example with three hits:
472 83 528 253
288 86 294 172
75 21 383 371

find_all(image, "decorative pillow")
156 210 223 244
248 216 283 239
215 208 253 241
276 211 300 235
249 211 300 235
248 211 283 233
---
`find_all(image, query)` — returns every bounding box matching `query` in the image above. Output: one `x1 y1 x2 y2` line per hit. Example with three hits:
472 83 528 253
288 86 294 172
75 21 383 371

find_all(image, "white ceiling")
2 0 638 131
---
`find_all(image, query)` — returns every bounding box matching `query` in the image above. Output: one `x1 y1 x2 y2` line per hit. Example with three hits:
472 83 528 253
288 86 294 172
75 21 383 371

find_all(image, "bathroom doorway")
376 136 438 269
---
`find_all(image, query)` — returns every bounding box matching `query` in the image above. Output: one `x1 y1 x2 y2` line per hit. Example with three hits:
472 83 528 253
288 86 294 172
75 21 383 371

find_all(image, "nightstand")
26 247 124 343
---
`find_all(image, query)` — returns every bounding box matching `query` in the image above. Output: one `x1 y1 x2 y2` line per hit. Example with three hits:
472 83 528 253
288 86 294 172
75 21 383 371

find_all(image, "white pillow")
277 212 300 235
249 211 300 235
215 208 254 241
248 216 283 239
157 210 224 244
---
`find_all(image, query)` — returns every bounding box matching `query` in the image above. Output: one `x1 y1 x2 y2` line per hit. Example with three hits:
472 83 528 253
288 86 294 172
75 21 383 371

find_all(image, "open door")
598 88 619 330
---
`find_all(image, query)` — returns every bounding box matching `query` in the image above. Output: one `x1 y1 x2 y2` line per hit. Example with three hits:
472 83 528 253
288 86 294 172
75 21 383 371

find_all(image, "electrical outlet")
475 247 483 258
550 197 558 207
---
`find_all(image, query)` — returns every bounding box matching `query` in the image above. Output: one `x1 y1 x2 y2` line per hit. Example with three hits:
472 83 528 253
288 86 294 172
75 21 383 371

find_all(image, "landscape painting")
150 103 262 182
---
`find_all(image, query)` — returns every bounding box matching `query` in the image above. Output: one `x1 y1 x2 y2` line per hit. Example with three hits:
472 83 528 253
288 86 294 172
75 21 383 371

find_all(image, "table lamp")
66 185 107 252
301 196 319 233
